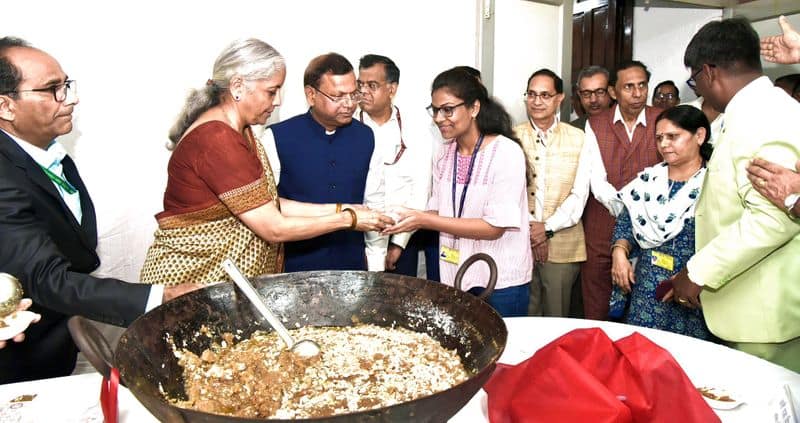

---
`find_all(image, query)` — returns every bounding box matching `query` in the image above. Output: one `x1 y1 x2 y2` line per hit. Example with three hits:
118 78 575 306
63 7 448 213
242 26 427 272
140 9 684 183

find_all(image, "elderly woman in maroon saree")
140 39 391 286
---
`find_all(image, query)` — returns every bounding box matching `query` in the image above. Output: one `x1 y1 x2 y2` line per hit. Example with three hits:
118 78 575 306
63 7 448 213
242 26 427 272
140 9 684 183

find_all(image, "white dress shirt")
582 106 650 217
261 122 386 270
357 106 433 269
528 119 591 233
7 133 83 222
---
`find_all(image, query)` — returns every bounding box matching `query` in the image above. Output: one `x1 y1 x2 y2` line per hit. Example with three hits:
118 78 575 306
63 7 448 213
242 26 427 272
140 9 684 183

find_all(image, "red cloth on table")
484 328 719 423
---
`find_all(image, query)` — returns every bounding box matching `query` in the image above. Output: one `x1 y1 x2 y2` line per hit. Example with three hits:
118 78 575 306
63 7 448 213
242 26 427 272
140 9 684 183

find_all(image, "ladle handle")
453 253 498 300
222 258 296 349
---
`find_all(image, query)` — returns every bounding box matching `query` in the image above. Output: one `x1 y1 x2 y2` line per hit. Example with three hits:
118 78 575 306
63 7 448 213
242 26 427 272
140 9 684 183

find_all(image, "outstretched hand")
761 16 800 64
381 206 425 235
352 208 395 232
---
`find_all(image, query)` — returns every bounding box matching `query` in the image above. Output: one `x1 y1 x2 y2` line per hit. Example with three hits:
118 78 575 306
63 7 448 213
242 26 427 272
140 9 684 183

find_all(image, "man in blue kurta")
263 52 384 272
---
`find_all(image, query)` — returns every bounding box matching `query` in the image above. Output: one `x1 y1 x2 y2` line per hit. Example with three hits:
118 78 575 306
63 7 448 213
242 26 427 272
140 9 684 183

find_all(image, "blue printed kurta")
612 181 715 341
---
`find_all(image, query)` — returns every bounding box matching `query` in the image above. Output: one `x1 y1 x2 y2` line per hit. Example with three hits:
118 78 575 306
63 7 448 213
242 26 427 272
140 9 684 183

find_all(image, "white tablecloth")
1 317 798 422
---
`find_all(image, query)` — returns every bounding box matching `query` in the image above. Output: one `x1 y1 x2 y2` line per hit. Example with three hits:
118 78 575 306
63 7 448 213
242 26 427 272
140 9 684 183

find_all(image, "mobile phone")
655 279 673 301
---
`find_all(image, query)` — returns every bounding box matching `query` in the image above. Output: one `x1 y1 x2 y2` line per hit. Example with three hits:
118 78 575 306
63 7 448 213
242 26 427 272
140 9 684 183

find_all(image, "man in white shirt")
356 54 433 274
514 69 590 317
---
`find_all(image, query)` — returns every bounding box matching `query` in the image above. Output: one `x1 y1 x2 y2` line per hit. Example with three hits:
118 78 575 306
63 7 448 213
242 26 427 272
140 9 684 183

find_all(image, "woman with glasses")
609 105 715 340
383 68 532 317
140 39 389 287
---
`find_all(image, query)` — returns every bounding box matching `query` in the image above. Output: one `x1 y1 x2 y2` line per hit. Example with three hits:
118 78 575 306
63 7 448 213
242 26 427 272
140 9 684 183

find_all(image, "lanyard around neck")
359 106 406 165
39 164 77 194
452 134 485 219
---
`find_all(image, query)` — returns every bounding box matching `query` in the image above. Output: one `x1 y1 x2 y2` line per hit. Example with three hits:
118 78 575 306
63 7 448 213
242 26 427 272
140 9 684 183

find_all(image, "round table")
1 317 797 422
450 317 800 422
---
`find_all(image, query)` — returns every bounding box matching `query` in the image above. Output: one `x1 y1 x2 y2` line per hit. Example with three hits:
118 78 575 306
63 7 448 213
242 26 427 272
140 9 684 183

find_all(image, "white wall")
635 9 800 101
633 6 723 105
493 0 563 125
751 13 800 80
3 0 481 282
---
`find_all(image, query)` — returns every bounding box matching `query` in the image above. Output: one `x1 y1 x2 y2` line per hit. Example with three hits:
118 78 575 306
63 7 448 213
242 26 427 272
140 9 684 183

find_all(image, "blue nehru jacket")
271 111 375 271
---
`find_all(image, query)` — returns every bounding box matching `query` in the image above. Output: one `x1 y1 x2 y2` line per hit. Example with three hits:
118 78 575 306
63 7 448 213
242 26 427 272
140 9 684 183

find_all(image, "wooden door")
571 0 633 87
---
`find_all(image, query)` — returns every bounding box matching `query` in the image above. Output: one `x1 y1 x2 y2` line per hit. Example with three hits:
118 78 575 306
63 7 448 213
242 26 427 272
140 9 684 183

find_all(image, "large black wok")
71 255 507 422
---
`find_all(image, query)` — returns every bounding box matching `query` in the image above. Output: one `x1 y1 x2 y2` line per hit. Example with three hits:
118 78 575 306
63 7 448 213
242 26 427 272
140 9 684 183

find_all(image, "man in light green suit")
669 18 800 372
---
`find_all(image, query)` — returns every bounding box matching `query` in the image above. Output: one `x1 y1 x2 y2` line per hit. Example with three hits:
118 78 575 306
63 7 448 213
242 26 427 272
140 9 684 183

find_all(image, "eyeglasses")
313 87 362 105
654 92 677 100
523 91 557 102
577 88 608 99
686 68 704 90
2 79 77 102
426 102 466 118
357 80 385 92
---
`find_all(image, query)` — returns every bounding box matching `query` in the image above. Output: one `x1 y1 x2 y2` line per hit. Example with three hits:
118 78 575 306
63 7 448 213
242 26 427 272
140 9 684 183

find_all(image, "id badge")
651 251 674 271
440 246 460 264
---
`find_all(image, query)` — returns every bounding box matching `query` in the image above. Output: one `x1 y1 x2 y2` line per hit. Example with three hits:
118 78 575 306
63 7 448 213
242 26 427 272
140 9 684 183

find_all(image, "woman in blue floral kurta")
610 106 716 341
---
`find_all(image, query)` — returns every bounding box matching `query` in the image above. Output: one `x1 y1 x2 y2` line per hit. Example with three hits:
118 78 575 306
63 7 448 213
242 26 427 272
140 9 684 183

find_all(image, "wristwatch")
784 193 800 210
545 229 555 239
785 193 800 216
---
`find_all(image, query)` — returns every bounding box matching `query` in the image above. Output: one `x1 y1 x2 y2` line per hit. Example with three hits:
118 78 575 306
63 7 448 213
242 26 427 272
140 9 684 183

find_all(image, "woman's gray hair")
167 38 285 149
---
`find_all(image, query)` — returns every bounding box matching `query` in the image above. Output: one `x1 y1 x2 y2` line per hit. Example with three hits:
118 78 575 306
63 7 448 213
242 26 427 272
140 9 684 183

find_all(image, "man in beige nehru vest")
515 69 590 317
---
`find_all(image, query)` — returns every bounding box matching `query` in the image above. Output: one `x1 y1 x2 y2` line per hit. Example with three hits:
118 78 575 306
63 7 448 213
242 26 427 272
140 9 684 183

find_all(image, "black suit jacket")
0 131 151 383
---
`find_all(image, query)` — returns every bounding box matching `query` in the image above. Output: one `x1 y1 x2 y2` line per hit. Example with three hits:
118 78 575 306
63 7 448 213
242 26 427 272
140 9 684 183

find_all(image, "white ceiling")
638 0 800 21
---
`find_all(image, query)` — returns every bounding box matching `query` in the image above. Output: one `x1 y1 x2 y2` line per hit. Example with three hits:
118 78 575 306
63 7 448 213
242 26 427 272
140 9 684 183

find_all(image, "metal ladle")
221 259 321 358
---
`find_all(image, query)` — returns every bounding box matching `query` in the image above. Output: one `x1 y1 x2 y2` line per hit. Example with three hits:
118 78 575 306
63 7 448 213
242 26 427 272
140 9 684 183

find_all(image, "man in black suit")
0 37 198 383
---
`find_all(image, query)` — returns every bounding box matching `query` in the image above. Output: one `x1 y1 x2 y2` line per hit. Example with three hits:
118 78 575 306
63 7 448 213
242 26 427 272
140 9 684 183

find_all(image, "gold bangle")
611 243 630 256
335 203 342 213
342 207 357 230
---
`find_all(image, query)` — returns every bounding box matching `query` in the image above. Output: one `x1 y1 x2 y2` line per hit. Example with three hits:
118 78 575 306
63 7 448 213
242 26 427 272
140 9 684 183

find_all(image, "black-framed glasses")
426 102 466 118
686 68 704 90
313 86 362 105
578 88 608 99
523 91 557 102
357 80 385 92
2 79 76 102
